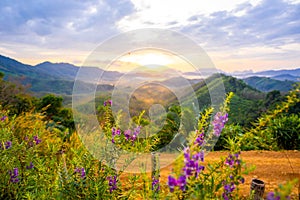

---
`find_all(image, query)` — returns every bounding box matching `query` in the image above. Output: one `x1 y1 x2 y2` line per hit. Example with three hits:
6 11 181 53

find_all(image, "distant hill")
191 74 265 127
272 74 300 82
255 68 300 77
0 55 54 80
243 76 295 92
0 54 121 95
230 68 300 80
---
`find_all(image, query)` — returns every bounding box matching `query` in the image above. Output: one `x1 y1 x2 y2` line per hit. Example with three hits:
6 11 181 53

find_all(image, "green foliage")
214 124 244 151
193 74 265 128
239 84 300 150
265 114 300 150
0 108 118 199
38 94 75 132
152 105 181 151
244 76 295 92
38 94 63 117
0 73 36 115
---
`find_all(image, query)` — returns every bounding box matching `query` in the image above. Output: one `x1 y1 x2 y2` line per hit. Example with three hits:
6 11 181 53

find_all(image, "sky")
0 0 299 72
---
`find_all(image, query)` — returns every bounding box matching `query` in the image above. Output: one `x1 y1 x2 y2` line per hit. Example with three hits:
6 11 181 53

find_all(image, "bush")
266 114 300 150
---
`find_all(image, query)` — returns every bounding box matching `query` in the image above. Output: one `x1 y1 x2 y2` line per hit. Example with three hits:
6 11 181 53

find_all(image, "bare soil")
121 151 300 199
160 151 300 199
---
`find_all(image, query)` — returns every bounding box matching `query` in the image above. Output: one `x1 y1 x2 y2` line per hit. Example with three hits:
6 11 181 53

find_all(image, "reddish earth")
162 151 300 199
121 151 300 199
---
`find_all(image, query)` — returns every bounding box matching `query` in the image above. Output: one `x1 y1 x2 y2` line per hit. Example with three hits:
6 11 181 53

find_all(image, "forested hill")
243 76 295 92
192 74 267 127
0 55 119 95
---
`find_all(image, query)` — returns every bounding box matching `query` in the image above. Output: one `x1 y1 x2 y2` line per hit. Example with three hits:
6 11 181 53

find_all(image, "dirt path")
121 151 300 199
159 151 300 199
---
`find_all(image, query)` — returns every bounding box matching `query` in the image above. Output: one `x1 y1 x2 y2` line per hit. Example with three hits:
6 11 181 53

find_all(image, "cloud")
180 0 300 49
0 0 135 48
0 0 299 72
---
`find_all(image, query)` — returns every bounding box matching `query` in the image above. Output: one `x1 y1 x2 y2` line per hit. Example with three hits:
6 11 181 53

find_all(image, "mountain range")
0 54 299 95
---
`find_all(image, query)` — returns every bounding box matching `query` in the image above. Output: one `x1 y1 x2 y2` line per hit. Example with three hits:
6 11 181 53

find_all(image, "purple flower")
267 192 280 200
104 100 112 106
225 154 235 167
26 162 34 169
107 175 117 193
28 141 34 148
193 151 204 162
123 127 141 143
225 153 241 168
5 141 12 149
124 129 131 141
177 175 187 191
240 177 245 184
222 193 229 200
74 167 86 179
194 131 205 147
183 147 190 163
133 126 141 135
0 116 7 121
81 168 86 178
111 127 121 143
182 147 205 178
222 182 235 199
212 112 228 136
152 177 160 192
167 176 177 192
9 168 19 183
74 167 81 173
33 135 42 145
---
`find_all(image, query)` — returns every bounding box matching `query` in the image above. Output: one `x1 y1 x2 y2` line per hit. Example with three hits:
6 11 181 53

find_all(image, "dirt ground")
120 150 300 199
158 150 300 199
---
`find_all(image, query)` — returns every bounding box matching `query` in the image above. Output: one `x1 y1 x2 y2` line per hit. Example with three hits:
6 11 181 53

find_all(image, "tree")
38 94 63 118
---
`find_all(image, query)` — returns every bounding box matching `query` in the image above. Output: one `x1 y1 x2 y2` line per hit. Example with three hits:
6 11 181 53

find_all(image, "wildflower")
111 127 121 143
104 100 112 106
0 116 7 121
225 154 235 167
123 126 141 143
212 112 228 136
81 168 86 178
124 129 131 141
151 177 160 192
33 135 42 145
225 153 241 168
193 151 204 162
74 167 86 179
5 141 12 149
194 131 205 146
182 147 205 178
167 176 177 192
222 182 235 199
28 141 34 148
266 192 280 200
133 126 141 135
26 162 34 169
240 177 245 184
177 175 187 191
9 168 19 183
107 175 117 193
